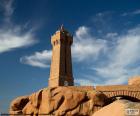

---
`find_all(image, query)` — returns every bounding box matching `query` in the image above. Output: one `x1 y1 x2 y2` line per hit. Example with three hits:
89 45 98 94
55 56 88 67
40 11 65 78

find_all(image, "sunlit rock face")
9 86 107 116
128 76 140 85
93 100 140 116
10 96 29 114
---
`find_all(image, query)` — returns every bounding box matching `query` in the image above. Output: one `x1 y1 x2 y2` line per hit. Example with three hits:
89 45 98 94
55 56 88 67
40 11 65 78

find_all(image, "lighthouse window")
56 40 59 45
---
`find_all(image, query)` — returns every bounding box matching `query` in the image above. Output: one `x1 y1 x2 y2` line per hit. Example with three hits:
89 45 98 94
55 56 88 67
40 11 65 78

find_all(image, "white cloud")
0 0 15 23
20 50 52 68
0 0 37 53
122 9 140 16
75 78 94 86
72 26 107 61
0 28 37 53
132 9 140 15
94 26 140 85
3 0 14 22
114 36 140 66
106 32 118 38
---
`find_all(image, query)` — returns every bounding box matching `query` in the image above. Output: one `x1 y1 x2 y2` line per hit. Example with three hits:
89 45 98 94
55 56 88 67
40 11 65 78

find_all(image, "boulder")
9 96 29 114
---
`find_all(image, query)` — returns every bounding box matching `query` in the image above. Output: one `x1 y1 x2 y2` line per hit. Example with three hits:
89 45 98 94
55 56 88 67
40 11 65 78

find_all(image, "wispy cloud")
74 26 140 86
0 28 37 53
20 50 52 68
3 0 14 23
94 26 140 85
105 32 118 38
0 0 37 53
122 9 140 16
73 25 140 86
92 11 114 34
72 26 107 61
75 78 94 86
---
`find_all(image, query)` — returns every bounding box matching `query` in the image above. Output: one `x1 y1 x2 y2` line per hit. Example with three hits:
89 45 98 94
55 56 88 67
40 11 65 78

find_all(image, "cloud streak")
94 26 140 85
3 0 14 22
72 26 107 61
0 28 37 53
122 9 140 16
0 0 38 54
20 50 52 68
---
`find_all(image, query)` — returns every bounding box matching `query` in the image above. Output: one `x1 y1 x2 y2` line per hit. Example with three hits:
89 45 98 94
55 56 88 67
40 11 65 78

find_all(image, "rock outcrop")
93 100 140 116
9 86 107 116
10 96 29 114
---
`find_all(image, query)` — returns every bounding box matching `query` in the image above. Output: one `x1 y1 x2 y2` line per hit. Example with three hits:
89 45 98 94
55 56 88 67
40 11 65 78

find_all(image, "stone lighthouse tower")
48 26 74 87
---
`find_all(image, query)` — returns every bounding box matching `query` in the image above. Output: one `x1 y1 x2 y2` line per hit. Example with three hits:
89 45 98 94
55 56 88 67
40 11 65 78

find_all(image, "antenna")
60 24 64 31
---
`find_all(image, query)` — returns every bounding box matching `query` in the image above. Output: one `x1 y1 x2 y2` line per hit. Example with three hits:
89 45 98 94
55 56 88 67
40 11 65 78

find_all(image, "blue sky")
1 0 140 113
